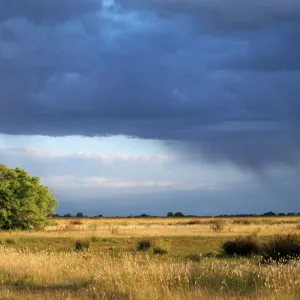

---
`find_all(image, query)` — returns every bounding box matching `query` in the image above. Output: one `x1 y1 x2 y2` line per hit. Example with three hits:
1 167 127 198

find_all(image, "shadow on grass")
4 274 95 292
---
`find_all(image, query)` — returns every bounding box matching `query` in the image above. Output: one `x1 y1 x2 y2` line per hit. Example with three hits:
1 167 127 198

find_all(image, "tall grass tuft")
137 238 154 251
261 234 300 262
210 219 225 233
73 239 90 252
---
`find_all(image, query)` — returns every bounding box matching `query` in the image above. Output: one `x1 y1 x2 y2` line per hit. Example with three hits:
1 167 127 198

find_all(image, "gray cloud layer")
0 0 300 169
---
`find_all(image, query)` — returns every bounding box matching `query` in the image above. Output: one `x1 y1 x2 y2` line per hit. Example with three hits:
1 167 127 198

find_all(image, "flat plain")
0 216 300 299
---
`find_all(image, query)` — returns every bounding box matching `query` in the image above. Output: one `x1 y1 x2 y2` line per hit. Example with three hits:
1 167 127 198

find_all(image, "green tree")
167 212 174 217
0 164 58 230
76 212 84 217
263 211 276 216
174 212 185 217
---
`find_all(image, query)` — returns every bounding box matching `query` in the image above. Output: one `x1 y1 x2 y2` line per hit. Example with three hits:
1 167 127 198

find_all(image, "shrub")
6 238 17 245
204 251 220 258
233 219 251 225
153 247 168 255
69 220 83 225
91 236 101 243
73 239 90 252
137 239 154 251
210 219 225 233
185 253 202 262
174 212 185 217
222 236 260 257
184 220 202 225
261 234 300 262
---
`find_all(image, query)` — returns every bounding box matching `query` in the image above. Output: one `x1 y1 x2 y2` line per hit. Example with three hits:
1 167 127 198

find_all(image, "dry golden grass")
2 216 300 239
0 248 299 299
0 217 300 299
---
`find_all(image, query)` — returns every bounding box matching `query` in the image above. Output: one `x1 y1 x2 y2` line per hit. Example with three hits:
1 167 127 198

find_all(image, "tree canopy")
0 164 58 230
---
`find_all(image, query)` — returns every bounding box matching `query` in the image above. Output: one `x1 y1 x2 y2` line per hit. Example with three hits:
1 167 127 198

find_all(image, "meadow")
0 216 300 299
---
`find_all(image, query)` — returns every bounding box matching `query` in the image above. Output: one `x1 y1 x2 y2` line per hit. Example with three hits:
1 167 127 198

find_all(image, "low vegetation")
153 247 168 255
210 219 226 232
0 216 299 299
222 236 260 257
73 239 90 252
261 234 300 262
137 238 155 251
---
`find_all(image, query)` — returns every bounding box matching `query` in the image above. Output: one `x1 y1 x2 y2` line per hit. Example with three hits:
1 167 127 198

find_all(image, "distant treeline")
52 211 300 218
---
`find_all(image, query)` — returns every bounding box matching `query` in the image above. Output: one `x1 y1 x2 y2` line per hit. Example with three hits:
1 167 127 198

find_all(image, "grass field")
0 216 300 299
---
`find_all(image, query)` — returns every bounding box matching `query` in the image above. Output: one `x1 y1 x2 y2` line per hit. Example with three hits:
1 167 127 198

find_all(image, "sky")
0 0 300 216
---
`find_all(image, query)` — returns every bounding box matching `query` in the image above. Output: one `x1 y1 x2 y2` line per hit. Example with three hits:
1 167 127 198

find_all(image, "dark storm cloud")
0 0 300 169
217 22 300 71
0 0 101 23
116 0 300 31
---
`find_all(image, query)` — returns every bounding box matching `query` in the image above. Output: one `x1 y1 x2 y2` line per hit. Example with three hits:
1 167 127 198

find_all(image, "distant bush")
184 220 202 225
153 247 168 255
210 219 225 233
137 239 154 251
185 253 202 262
261 234 300 262
233 219 251 225
175 220 202 226
73 239 90 252
204 251 220 258
5 238 16 245
222 236 260 257
174 212 185 217
91 236 102 243
262 211 276 216
69 220 83 225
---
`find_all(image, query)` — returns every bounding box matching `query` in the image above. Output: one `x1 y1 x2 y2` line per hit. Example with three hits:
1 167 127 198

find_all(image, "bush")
69 220 83 225
91 236 101 243
261 234 300 262
153 247 168 255
137 239 154 251
204 251 220 258
222 236 260 256
233 219 251 225
5 238 16 245
210 219 225 233
73 239 90 252
174 212 185 217
185 253 202 262
184 220 202 225
64 214 72 217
